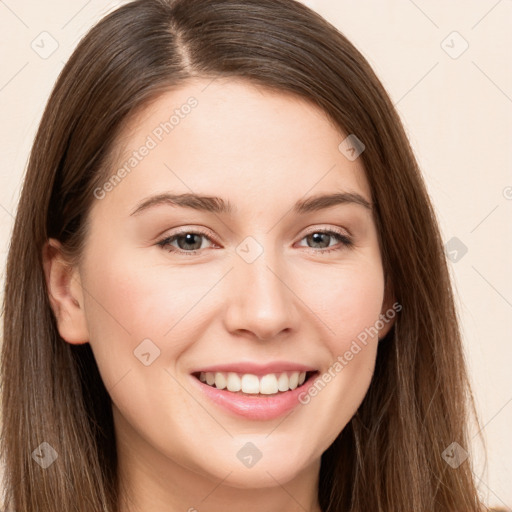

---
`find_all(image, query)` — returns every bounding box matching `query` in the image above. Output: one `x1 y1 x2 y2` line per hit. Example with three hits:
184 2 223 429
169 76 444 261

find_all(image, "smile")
190 369 320 421
193 370 315 395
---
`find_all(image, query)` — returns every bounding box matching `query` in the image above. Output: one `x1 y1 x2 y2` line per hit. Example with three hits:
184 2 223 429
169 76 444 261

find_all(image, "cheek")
299 259 385 350
331 272 384 344
300 290 383 448
79 254 174 389
83 250 208 338
299 260 384 409
79 245 231 394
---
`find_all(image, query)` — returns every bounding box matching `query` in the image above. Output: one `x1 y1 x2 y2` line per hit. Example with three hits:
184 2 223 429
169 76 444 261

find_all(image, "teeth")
198 371 308 394
241 374 260 394
260 374 278 394
277 372 290 392
226 372 241 392
290 372 299 390
214 372 227 390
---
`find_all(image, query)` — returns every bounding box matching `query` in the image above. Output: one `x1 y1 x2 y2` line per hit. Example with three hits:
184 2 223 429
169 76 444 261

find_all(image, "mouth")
191 370 320 397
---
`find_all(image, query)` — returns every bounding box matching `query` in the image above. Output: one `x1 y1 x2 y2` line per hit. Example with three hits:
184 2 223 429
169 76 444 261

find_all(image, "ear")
377 274 398 340
42 238 89 344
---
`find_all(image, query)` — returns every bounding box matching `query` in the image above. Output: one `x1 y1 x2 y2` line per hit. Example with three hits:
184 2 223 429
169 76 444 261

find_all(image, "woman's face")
60 78 393 497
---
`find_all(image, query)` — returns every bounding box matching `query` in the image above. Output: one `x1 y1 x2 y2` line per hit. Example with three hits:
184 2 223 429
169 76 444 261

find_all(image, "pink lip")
189 370 319 421
189 361 317 377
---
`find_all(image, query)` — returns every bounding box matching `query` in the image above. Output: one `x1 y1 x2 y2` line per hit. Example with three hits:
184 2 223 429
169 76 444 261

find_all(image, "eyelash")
156 227 353 256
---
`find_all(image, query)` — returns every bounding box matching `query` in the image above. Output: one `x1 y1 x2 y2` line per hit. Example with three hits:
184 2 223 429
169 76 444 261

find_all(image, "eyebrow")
129 191 372 217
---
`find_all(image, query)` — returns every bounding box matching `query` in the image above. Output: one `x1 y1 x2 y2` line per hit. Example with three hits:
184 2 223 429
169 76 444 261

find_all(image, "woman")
1 0 487 510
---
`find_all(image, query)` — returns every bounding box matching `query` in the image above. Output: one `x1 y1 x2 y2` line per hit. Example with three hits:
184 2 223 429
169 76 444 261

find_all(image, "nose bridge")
224 236 298 339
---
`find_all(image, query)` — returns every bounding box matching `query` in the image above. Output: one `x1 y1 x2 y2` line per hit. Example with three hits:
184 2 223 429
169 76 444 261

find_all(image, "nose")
223 244 300 341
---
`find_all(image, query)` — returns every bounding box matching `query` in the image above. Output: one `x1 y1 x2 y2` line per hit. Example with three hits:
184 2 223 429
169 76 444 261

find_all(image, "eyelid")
300 224 350 239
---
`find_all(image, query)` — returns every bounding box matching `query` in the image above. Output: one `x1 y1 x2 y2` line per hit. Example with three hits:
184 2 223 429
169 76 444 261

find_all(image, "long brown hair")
1 0 486 510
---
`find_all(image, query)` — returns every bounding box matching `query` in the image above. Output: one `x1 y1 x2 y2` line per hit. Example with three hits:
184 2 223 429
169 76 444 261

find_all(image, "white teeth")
214 372 227 390
260 374 278 394
241 374 260 394
289 372 299 390
226 372 241 392
198 370 309 394
277 372 289 392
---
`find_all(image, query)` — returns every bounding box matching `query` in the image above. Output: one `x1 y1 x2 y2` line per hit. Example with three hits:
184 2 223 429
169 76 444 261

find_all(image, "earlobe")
42 238 89 345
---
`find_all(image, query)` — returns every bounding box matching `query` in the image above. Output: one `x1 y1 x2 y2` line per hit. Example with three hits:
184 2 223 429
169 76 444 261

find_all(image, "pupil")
179 233 201 250
310 232 328 248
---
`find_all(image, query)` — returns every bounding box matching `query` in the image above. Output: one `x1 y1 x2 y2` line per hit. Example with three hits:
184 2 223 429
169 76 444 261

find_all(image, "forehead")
98 77 371 216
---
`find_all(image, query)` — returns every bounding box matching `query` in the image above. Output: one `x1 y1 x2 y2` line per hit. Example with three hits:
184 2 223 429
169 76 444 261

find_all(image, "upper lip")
190 361 318 377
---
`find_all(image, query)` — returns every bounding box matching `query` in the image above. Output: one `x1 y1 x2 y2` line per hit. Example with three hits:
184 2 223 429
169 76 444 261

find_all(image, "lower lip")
190 372 319 421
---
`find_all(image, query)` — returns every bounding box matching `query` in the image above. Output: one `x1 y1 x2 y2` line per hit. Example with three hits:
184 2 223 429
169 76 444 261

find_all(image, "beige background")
0 0 511 508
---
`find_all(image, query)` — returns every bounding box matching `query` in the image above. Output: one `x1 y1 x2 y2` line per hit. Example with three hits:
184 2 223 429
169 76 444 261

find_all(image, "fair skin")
44 78 394 512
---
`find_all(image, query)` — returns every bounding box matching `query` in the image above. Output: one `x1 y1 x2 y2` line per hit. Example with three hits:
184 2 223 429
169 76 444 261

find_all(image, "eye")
297 228 353 254
156 229 216 255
